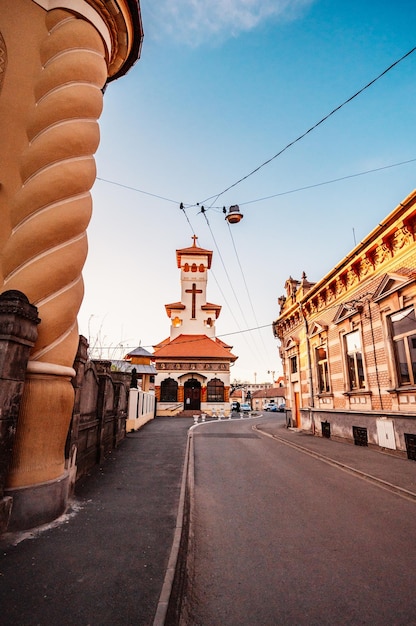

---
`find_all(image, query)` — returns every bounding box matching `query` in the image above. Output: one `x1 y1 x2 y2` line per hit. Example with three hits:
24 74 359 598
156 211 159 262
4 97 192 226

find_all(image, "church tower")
153 236 237 416
167 235 220 339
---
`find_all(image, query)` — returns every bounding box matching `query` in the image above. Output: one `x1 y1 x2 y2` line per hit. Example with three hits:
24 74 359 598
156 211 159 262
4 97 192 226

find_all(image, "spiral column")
0 0 143 530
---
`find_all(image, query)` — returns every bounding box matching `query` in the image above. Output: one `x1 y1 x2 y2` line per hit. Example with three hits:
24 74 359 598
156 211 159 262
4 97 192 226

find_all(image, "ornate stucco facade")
273 190 416 458
153 237 237 416
0 0 143 529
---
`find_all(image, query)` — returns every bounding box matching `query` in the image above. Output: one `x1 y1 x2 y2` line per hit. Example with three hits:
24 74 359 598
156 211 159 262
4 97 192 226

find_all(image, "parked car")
231 401 240 412
264 403 277 411
240 403 251 413
278 403 286 412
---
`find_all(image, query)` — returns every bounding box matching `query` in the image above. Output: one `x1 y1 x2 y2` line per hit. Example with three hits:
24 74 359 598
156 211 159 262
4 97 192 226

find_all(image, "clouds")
142 0 315 45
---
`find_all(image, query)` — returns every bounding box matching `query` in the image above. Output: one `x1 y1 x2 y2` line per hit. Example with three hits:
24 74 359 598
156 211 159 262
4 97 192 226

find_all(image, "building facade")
0 0 143 530
153 237 237 416
273 190 416 459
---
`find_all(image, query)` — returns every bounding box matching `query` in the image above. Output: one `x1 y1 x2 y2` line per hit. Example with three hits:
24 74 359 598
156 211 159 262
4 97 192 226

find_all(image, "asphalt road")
187 415 416 625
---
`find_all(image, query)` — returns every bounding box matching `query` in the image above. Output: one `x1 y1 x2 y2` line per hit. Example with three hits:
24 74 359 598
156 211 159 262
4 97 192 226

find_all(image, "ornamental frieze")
391 226 411 252
0 31 7 96
307 226 413 314
275 206 416 329
157 362 228 371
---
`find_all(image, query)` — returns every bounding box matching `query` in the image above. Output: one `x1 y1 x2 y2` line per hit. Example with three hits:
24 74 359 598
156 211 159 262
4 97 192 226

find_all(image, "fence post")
0 291 39 533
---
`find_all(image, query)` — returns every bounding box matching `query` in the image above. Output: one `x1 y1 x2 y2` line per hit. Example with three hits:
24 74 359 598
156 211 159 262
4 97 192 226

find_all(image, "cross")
185 283 202 319
192 234 198 246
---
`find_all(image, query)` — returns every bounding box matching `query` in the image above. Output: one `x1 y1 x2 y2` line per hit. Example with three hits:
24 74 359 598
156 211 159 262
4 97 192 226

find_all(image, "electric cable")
95 156 416 212
197 45 416 207
226 220 271 366
199 210 258 355
179 202 197 235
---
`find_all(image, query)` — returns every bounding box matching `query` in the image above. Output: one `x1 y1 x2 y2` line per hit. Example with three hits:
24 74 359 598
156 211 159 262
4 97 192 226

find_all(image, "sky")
78 0 416 384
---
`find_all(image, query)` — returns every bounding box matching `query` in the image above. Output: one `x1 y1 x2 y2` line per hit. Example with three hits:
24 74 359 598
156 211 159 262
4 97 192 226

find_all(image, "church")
153 236 237 416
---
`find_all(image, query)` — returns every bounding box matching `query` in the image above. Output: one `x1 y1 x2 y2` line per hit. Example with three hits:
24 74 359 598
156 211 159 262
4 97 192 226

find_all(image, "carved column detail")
3 9 106 496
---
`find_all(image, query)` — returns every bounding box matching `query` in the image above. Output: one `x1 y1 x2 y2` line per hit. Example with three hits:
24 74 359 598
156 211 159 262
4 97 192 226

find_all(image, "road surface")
186 415 416 625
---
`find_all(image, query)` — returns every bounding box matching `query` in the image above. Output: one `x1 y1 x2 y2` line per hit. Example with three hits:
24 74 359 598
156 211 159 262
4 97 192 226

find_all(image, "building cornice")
274 190 416 336
299 190 416 306
33 0 143 80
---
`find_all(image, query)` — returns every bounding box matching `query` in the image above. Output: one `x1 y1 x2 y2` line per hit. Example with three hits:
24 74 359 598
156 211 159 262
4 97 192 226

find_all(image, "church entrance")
184 378 201 410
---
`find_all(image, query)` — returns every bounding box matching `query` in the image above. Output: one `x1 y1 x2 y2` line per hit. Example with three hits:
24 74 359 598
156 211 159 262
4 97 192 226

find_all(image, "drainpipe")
301 306 315 433
365 299 383 410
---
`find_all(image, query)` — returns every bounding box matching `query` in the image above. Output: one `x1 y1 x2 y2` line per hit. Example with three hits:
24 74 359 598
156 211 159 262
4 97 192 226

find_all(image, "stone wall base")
0 496 13 534
5 471 70 531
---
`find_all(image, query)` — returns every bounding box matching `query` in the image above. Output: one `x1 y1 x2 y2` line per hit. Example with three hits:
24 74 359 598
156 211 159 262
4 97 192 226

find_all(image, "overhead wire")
198 208 261 358
206 157 416 210
179 202 197 235
177 202 270 369
226 220 271 366
96 177 180 204
93 46 416 376
197 44 416 207
88 322 274 355
195 204 275 371
95 156 416 212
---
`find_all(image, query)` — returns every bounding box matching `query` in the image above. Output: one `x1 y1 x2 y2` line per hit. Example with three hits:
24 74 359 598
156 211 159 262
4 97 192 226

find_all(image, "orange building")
273 190 416 459
0 0 143 529
153 237 237 416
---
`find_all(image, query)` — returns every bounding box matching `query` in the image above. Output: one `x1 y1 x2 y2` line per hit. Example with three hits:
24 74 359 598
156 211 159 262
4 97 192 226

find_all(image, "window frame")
344 329 366 391
389 306 416 387
290 355 298 374
160 377 178 402
315 345 330 393
207 377 225 402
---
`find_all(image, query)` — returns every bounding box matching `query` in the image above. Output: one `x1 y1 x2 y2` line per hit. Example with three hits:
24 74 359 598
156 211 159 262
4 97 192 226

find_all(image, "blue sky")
79 0 416 383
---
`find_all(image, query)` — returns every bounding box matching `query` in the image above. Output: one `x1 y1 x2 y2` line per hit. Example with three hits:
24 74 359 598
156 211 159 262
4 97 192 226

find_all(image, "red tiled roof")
152 334 237 361
153 337 171 350
215 336 233 350
201 302 221 318
176 240 213 268
251 388 286 399
165 302 186 316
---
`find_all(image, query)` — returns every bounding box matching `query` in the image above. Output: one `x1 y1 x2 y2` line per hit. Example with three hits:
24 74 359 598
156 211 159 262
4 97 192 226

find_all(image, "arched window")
207 378 224 402
160 377 178 402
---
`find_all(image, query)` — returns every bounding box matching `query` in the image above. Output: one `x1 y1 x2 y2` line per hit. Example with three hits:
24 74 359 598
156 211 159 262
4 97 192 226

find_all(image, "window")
316 346 330 393
207 378 224 402
390 307 416 386
345 330 365 390
160 378 178 402
290 356 298 374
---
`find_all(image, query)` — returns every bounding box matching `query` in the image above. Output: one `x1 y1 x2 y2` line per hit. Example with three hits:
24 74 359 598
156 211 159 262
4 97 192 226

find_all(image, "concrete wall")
300 407 416 458
126 387 155 432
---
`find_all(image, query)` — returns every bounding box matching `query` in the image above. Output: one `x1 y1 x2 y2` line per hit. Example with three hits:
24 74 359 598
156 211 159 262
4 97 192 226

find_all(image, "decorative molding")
0 30 7 96
32 0 112 57
373 272 415 303
157 361 228 371
278 209 416 322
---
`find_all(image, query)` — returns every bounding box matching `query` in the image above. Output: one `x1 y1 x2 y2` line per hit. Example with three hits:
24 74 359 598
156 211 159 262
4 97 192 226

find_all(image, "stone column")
0 291 39 533
0 1 142 530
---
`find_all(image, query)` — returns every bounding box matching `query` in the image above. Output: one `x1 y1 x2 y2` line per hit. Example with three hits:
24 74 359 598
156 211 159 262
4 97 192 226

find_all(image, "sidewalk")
254 416 416 499
0 416 192 626
1 414 415 626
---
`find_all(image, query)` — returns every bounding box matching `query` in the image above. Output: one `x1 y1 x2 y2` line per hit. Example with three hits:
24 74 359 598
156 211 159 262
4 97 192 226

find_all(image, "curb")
153 430 193 626
253 425 416 503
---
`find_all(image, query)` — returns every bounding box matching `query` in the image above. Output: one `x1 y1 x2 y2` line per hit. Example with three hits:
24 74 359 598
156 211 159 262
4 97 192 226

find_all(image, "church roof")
125 346 154 358
201 302 222 317
165 302 186 316
176 237 213 269
111 360 157 375
152 334 237 361
215 336 233 350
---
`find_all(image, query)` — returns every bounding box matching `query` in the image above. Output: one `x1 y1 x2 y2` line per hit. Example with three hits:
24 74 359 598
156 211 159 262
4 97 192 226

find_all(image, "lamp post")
268 370 275 385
